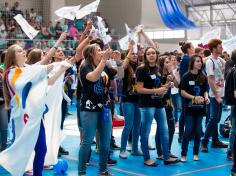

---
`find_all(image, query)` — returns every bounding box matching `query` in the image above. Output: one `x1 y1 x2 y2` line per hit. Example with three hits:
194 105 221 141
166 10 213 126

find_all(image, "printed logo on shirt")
194 86 201 96
85 100 96 110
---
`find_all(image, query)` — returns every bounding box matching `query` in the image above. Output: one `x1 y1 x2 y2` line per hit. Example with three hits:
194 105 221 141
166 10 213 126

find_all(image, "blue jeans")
156 106 175 156
181 115 203 156
171 93 181 122
140 107 170 161
179 97 185 139
79 111 112 173
229 105 236 151
0 104 8 151
202 97 223 145
76 99 81 129
120 102 141 152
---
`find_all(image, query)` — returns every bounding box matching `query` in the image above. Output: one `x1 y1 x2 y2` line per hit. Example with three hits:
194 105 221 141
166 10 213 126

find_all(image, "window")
144 30 185 39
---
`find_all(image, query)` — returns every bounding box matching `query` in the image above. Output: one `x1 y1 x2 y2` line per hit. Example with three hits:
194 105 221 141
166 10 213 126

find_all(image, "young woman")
0 44 70 176
178 41 195 143
136 47 179 166
155 55 179 160
170 54 181 124
180 55 209 162
78 44 115 176
119 49 141 159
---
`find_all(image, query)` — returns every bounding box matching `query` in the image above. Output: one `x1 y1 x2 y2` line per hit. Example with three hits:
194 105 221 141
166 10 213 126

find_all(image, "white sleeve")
206 59 214 76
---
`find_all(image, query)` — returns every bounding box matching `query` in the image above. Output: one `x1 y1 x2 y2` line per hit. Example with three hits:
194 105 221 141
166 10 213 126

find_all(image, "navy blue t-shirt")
181 72 207 116
136 66 164 108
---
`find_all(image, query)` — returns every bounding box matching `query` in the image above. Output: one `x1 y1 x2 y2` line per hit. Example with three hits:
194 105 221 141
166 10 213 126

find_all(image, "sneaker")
211 141 228 148
131 150 143 156
25 170 33 175
111 143 120 150
107 158 117 166
99 170 114 176
59 147 69 155
201 144 208 153
127 143 132 152
43 165 53 170
156 155 164 160
119 151 128 159
180 156 187 162
227 150 233 160
193 155 199 161
164 157 180 165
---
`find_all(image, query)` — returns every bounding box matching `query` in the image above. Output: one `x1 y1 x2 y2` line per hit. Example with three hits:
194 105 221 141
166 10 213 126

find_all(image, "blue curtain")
156 0 196 29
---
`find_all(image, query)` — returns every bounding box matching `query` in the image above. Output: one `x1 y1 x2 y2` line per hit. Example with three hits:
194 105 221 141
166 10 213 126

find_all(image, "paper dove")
96 16 112 45
120 24 138 53
14 14 39 40
55 5 81 20
200 28 221 45
223 36 236 54
76 0 100 19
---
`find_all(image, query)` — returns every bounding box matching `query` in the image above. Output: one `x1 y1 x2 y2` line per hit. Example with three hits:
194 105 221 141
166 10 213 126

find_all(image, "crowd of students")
0 19 235 176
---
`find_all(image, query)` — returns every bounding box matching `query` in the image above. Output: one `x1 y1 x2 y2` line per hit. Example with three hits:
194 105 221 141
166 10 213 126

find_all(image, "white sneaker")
193 155 199 161
119 151 128 159
127 143 132 152
180 156 187 162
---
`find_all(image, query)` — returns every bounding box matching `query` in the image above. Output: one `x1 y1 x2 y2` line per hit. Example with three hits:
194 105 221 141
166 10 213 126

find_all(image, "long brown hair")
3 44 19 109
27 48 42 65
142 47 159 68
125 52 139 91
188 54 206 85
82 44 98 66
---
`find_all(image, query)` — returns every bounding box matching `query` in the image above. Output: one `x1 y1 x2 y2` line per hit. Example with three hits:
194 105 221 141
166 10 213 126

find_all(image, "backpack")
224 66 236 105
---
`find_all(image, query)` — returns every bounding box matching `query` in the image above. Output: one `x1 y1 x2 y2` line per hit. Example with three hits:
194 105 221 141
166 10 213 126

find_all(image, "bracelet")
116 62 122 67
53 46 58 50
193 96 196 103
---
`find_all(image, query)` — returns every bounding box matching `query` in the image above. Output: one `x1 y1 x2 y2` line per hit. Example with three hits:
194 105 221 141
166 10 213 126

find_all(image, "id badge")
189 81 195 85
150 74 156 79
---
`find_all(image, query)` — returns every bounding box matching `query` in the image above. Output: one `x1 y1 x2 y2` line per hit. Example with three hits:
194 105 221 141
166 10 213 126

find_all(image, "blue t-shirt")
179 54 190 78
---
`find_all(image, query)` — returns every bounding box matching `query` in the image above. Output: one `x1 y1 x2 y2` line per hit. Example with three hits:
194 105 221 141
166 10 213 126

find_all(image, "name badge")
189 81 195 85
150 74 156 79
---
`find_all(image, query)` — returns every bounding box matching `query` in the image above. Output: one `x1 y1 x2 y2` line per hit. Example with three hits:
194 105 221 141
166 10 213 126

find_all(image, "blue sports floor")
0 101 232 176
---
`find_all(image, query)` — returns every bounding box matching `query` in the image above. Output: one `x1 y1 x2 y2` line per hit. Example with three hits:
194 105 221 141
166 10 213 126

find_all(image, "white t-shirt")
205 56 225 97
